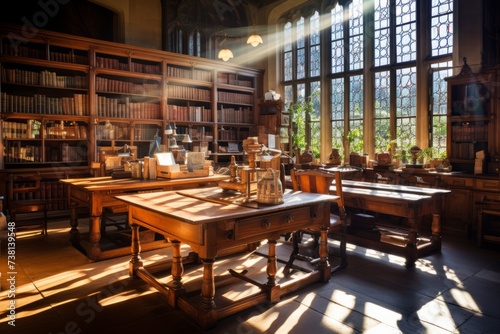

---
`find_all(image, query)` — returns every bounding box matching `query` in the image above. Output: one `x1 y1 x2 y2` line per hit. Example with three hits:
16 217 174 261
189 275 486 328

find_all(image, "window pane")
431 63 452 155
284 51 293 81
284 22 292 52
395 0 416 63
374 71 391 151
284 22 293 81
296 18 306 80
396 67 417 148
349 75 364 153
431 0 453 56
374 0 390 67
331 78 345 152
349 0 364 70
331 5 344 74
331 78 345 121
284 85 293 112
310 81 321 121
310 45 321 77
297 17 305 48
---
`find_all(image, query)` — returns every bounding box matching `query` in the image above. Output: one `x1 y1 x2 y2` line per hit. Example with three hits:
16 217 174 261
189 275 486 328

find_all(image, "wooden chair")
7 174 48 235
285 168 347 273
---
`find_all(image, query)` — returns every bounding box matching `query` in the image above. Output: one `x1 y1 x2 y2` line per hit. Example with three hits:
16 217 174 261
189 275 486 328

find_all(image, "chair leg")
330 224 348 273
43 208 48 236
284 231 301 274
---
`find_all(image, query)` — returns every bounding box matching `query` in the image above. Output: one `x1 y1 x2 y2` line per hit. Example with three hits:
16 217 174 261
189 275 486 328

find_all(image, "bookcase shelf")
446 66 495 174
0 23 263 176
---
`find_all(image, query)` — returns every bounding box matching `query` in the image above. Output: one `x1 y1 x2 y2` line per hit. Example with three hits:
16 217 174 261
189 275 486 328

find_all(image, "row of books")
217 73 253 88
9 178 68 210
3 120 38 139
217 91 253 104
49 51 88 65
59 143 88 162
95 56 162 75
167 104 213 122
95 123 130 140
218 129 237 141
450 142 476 160
3 120 88 140
96 95 162 119
41 181 68 211
451 124 487 141
167 66 212 82
167 85 211 101
95 76 161 95
2 43 46 60
134 124 161 141
3 143 87 163
217 107 253 124
1 67 87 88
1 92 89 115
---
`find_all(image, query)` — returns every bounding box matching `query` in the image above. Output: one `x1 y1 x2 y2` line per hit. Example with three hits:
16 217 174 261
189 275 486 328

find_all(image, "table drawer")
441 176 474 188
234 206 317 241
475 179 500 191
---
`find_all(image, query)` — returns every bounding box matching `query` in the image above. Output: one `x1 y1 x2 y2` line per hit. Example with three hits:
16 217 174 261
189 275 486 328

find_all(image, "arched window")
282 0 453 159
283 11 322 158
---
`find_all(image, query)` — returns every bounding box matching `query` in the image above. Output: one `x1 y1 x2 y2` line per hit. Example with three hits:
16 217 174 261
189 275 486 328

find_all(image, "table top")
339 180 450 196
116 187 339 225
339 185 434 202
60 174 229 192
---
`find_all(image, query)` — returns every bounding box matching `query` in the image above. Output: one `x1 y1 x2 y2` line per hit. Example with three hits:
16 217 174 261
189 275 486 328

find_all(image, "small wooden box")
157 165 210 179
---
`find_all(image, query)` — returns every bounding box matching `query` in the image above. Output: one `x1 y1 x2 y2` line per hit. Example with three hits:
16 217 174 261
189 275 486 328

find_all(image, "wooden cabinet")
0 39 90 169
214 70 259 164
445 64 495 174
439 175 473 236
0 23 263 174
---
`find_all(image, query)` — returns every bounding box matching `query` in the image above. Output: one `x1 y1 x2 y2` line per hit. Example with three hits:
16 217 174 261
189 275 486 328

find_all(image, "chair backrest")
8 174 43 202
290 168 345 217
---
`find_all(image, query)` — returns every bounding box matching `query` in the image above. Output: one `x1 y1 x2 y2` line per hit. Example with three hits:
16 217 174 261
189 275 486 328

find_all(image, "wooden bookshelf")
0 23 263 174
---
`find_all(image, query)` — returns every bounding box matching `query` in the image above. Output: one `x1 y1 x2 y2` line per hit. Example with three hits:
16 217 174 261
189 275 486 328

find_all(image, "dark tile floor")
1 218 499 334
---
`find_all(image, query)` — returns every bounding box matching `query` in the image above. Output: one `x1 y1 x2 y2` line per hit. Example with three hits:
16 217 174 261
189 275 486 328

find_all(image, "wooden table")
116 187 337 330
60 175 228 261
332 180 450 267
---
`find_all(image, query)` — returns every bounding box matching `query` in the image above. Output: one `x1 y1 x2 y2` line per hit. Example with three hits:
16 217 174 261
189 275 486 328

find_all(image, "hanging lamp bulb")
218 33 233 61
218 48 234 61
247 34 263 47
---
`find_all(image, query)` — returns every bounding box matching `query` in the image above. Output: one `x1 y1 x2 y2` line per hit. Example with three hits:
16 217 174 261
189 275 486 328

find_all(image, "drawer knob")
311 212 318 219
261 219 270 229
286 215 295 223
226 231 234 240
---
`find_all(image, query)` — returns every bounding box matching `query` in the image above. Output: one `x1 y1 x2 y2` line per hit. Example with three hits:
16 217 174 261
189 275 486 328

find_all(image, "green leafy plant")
289 90 320 158
346 128 364 154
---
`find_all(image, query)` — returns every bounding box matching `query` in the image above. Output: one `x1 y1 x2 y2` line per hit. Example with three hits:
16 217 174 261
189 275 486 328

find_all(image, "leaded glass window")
431 0 453 56
349 0 364 71
310 11 321 77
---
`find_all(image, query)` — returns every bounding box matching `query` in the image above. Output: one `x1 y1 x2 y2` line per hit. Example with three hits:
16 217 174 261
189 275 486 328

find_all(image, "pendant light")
247 34 263 47
218 34 233 61
247 12 263 47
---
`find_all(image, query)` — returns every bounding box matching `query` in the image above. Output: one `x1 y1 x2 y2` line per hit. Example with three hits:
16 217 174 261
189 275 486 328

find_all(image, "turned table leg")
431 213 442 247
87 215 102 260
405 216 419 268
69 200 80 244
170 240 184 289
129 222 142 277
200 258 217 329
